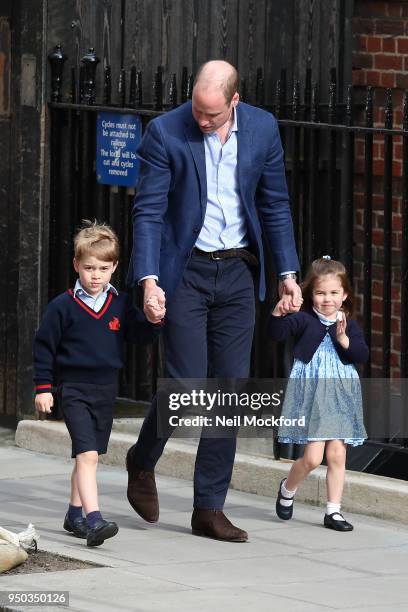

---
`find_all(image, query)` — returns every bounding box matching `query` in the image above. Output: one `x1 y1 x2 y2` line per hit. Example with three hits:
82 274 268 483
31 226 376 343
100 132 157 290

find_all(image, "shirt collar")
73 279 118 298
312 307 336 325
230 105 238 133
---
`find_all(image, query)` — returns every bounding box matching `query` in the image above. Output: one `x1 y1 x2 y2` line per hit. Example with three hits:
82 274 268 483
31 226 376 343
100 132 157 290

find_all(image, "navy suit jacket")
127 100 299 301
268 310 369 365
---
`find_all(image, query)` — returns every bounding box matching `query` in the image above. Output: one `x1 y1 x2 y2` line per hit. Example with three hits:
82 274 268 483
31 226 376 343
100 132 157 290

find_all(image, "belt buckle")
210 251 222 260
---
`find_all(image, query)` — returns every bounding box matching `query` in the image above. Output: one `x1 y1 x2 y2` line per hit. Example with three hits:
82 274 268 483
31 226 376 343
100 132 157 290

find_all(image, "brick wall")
352 0 405 377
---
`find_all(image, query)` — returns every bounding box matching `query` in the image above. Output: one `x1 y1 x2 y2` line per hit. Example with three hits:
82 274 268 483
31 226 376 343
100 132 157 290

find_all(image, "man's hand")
278 278 303 310
143 279 166 323
35 392 53 414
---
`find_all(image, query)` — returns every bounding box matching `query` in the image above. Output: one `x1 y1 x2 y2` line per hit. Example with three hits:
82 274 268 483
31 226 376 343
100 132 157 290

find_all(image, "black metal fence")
47 47 408 404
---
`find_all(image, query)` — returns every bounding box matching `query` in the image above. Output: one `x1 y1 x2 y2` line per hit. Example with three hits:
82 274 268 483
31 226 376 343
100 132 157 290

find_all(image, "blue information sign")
96 112 141 186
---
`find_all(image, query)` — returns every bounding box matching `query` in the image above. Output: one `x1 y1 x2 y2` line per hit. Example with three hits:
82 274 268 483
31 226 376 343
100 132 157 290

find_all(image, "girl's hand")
272 296 301 317
35 392 54 414
336 311 350 348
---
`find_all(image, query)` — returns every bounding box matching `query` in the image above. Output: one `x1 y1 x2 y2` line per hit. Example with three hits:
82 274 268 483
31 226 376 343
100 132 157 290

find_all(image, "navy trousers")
132 250 256 509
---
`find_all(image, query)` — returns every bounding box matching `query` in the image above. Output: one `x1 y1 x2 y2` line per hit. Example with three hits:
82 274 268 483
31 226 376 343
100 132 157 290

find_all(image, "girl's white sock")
279 479 297 507
326 501 345 520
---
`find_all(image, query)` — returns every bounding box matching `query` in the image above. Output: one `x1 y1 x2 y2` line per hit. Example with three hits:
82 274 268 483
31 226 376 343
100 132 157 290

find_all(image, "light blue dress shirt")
73 279 118 313
195 107 248 251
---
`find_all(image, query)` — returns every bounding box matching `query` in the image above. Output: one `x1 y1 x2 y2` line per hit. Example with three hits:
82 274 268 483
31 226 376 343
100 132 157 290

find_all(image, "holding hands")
273 277 303 317
143 280 166 323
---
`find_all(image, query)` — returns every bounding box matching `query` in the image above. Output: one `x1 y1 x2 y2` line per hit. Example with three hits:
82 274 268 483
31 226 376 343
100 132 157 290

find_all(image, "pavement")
1 431 408 611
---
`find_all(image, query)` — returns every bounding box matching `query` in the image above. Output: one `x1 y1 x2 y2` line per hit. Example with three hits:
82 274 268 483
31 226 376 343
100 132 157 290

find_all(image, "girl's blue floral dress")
278 312 367 447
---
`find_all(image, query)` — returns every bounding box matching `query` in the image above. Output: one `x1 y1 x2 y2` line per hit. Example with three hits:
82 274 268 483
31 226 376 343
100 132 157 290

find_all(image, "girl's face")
311 274 347 320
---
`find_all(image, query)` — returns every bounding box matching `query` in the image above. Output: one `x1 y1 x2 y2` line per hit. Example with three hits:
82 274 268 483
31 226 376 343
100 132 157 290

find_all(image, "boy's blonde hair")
74 220 119 262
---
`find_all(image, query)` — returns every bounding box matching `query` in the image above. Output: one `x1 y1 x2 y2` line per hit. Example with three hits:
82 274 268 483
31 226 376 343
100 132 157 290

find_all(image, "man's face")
191 87 238 134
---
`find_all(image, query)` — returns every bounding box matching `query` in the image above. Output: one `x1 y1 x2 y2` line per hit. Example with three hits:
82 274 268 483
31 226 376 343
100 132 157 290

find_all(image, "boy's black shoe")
276 478 294 520
324 513 354 532
86 519 119 547
63 513 87 539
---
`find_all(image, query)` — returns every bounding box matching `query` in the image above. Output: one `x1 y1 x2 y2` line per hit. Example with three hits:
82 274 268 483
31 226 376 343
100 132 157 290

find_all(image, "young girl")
269 256 368 532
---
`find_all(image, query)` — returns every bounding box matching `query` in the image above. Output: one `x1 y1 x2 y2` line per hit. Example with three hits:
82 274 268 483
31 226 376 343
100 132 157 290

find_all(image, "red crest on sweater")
109 316 120 331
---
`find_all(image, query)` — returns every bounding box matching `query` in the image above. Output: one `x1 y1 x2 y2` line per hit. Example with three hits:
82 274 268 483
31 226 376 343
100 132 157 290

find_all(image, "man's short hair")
74 219 119 262
194 62 239 104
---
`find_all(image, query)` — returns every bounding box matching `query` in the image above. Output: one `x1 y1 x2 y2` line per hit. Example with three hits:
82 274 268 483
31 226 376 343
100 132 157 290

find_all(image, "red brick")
381 72 396 88
367 35 383 52
355 34 368 51
404 56 408 71
373 264 384 280
376 19 406 36
397 36 408 53
352 69 367 87
372 296 384 314
374 54 403 70
391 317 401 333
373 228 385 245
354 2 390 18
353 17 376 35
392 301 401 316
391 286 400 300
394 160 402 176
355 52 375 68
374 142 385 159
372 280 383 296
388 3 403 18
372 314 383 332
373 107 385 125
383 36 396 53
392 334 401 352
395 74 408 91
394 109 403 126
392 267 401 284
393 213 402 230
373 159 385 176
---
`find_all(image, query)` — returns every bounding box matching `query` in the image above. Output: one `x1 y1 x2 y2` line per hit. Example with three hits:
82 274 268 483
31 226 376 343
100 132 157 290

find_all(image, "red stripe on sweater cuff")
36 384 52 389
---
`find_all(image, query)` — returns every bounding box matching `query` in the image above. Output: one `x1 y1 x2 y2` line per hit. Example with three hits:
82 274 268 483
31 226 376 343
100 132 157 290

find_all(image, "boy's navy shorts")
58 381 117 458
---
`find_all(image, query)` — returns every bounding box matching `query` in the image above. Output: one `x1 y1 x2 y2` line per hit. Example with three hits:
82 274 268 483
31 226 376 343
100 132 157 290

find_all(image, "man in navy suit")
127 60 301 542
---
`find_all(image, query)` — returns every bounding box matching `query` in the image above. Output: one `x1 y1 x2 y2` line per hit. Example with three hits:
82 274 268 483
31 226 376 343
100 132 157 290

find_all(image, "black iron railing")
46 46 408 404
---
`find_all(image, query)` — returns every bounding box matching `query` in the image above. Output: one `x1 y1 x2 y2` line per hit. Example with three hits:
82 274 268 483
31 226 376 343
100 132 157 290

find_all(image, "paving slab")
1 442 408 611
15 419 408 525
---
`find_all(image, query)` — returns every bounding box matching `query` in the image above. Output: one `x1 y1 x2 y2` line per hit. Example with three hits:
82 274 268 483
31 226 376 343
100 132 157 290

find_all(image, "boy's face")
73 256 118 297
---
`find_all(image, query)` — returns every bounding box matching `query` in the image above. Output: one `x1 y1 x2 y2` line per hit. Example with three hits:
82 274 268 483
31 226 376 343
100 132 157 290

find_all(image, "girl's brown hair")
301 257 355 317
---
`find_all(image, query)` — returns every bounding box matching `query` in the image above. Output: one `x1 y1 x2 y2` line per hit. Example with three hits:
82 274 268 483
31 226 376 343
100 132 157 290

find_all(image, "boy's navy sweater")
33 289 162 392
268 310 369 365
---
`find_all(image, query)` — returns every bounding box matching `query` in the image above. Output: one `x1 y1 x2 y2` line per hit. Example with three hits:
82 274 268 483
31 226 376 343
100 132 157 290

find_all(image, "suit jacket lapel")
184 117 207 217
236 105 252 207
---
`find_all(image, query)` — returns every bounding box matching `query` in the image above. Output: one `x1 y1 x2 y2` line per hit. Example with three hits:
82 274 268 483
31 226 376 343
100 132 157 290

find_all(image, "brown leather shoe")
191 509 248 542
126 448 159 523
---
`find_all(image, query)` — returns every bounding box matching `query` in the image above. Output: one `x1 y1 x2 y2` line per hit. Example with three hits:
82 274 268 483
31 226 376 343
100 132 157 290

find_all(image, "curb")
15 419 408 524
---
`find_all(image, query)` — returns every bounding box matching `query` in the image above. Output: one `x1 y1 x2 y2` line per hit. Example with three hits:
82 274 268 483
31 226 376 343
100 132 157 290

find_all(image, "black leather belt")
193 247 258 268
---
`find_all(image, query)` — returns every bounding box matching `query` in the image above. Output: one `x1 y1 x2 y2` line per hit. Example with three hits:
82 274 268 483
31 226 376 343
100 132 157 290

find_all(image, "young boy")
33 220 165 547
